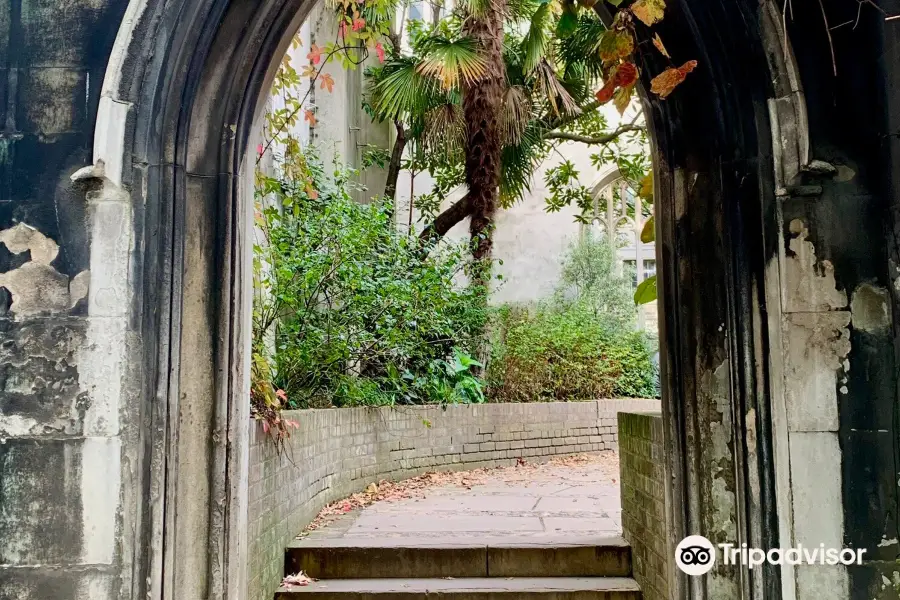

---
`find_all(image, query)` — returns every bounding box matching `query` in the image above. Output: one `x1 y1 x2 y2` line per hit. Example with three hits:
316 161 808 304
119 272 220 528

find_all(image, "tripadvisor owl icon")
676 535 716 576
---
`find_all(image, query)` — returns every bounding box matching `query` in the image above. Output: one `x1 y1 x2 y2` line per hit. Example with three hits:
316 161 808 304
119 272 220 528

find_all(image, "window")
408 1 423 21
622 259 655 289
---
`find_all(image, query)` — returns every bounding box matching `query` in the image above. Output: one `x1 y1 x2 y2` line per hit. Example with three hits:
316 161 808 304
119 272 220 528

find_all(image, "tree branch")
418 192 473 244
541 124 645 145
383 121 407 202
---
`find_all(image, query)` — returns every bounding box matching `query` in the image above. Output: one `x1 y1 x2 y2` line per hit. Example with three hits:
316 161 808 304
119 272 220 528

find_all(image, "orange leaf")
678 59 698 76
320 73 335 93
305 182 319 200
652 33 670 58
307 44 323 65
649 60 698 99
595 79 616 104
613 62 638 88
304 109 317 126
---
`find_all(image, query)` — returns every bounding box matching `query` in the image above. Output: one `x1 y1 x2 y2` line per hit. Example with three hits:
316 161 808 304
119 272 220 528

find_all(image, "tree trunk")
383 121 406 202
418 192 473 244
462 0 506 284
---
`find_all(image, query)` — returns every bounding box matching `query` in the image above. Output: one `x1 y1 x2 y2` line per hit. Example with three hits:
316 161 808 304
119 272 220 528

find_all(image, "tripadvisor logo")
675 535 867 576
675 536 716 576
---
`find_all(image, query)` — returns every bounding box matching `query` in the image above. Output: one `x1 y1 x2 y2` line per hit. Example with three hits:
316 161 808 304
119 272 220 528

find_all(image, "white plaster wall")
394 104 649 308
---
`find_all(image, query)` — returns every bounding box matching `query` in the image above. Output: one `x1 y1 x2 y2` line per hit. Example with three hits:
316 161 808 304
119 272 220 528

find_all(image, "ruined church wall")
0 1 136 599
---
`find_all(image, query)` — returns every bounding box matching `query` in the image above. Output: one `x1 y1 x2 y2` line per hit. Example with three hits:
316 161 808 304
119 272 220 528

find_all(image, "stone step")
274 576 642 599
285 537 632 579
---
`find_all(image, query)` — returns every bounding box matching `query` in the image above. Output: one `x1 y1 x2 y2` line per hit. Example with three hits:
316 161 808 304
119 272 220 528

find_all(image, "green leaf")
640 216 655 243
556 1 579 38
522 2 551 73
634 275 658 305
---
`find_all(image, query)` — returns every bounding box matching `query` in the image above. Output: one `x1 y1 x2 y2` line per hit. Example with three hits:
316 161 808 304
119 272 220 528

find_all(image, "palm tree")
459 0 506 274
368 6 645 254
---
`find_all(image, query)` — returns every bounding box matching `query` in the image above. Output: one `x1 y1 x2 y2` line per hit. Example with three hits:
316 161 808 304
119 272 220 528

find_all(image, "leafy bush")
487 235 658 401
253 155 487 408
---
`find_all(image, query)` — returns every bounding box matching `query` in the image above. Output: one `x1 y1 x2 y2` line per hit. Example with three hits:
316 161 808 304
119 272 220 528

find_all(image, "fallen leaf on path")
282 572 314 587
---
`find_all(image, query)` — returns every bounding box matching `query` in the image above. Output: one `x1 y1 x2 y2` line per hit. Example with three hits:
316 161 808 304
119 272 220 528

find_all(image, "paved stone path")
302 451 622 544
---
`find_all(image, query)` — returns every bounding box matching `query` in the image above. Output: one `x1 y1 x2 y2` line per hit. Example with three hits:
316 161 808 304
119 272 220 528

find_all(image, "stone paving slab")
300 452 621 544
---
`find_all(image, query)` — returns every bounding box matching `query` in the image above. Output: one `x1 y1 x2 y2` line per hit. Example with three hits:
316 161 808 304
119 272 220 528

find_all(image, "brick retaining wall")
247 399 660 600
618 411 672 600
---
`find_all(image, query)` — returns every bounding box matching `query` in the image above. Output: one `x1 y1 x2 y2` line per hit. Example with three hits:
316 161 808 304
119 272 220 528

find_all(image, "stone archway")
1 0 892 598
93 0 793 592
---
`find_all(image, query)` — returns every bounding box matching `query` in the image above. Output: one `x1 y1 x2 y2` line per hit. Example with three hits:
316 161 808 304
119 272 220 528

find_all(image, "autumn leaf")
639 172 653 201
307 44 323 65
652 33 670 58
282 572 314 588
304 109 316 126
613 85 633 114
305 182 319 199
375 42 385 63
598 30 635 63
595 79 616 104
613 62 638 88
640 216 655 243
650 60 697 98
352 17 366 31
301 64 317 78
320 72 335 93
276 389 288 400
631 0 665 26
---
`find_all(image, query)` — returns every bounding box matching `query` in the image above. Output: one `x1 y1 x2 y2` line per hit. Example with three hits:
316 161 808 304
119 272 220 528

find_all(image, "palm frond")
558 15 608 80
370 58 442 122
500 125 546 207
455 0 495 18
521 2 551 74
417 37 489 90
533 58 580 117
424 102 466 153
500 85 533 145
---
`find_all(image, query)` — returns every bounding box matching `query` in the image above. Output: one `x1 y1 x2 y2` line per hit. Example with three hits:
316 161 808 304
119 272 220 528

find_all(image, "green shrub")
487 304 657 400
487 235 658 400
253 155 487 408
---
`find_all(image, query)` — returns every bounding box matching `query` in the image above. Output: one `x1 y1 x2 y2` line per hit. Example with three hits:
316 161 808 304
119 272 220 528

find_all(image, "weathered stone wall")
0 0 134 599
618 411 670 600
246 399 659 600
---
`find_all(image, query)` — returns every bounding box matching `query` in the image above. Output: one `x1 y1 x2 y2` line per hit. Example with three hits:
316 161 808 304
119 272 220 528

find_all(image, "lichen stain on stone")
22 69 83 136
850 282 892 334
785 219 848 311
785 311 852 369
701 359 738 542
0 320 89 437
0 223 89 318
